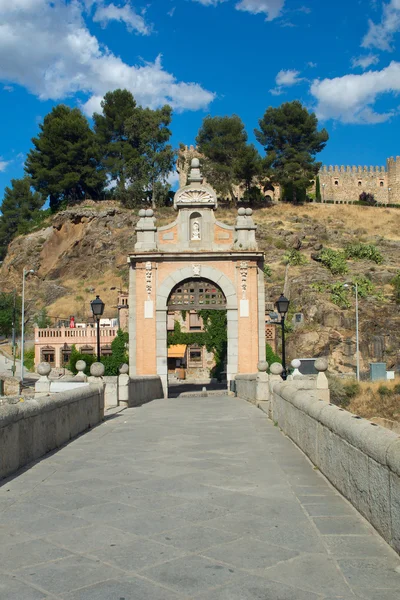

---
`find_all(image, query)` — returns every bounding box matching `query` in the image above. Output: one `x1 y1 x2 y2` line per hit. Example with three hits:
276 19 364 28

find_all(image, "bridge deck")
0 396 399 599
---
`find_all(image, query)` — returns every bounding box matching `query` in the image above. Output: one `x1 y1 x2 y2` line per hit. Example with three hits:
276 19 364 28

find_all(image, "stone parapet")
270 381 400 554
0 385 104 480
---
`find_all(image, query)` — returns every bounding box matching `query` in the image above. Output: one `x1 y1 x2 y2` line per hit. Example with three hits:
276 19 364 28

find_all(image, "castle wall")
318 164 389 203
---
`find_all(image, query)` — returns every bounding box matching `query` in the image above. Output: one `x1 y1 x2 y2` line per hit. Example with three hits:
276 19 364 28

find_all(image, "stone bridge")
0 369 400 599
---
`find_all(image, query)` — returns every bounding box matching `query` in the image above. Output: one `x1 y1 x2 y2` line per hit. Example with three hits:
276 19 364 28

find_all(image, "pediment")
174 184 217 209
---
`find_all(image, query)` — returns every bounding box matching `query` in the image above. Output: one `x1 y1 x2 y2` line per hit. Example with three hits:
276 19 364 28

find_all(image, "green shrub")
23 348 35 372
265 343 281 369
283 249 307 266
394 384 400 394
344 243 383 264
319 248 348 275
377 385 392 397
343 381 360 398
263 265 272 278
328 374 350 408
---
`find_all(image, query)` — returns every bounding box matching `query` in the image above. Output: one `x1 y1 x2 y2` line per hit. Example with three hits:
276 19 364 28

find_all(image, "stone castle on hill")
177 146 400 205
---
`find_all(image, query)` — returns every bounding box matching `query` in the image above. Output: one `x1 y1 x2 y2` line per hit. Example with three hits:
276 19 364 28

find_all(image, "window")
380 181 384 187
189 348 202 364
334 180 339 186
358 181 362 186
189 313 202 331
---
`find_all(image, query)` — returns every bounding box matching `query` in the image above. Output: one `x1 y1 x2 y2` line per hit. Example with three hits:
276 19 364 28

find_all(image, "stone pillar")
256 361 269 402
315 358 330 403
269 362 283 388
118 364 129 408
234 208 257 250
287 358 301 380
135 209 157 251
35 362 51 397
88 362 105 385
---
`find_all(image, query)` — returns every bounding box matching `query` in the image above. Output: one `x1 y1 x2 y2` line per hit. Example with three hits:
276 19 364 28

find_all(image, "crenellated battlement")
321 165 386 173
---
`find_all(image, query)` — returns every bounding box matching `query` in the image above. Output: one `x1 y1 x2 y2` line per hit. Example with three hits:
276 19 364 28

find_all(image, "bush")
391 271 400 304
328 374 350 408
343 381 360 398
344 243 383 264
265 343 281 369
319 248 348 275
283 249 307 266
263 265 272 278
359 192 376 206
394 384 400 394
377 385 392 397
23 348 35 372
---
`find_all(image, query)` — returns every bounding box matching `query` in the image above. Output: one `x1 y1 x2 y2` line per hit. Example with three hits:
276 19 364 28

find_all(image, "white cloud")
167 171 180 189
362 0 400 51
310 61 400 123
235 0 285 21
351 54 379 69
275 68 302 86
0 158 11 172
92 2 151 35
0 1 215 115
191 0 285 20
3 84 13 92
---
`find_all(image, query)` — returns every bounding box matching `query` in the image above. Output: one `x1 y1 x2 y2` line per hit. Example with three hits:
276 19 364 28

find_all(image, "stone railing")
0 384 104 480
235 360 400 554
35 362 163 409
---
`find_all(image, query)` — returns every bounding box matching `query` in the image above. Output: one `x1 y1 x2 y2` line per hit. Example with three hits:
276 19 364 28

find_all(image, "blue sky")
1 0 400 197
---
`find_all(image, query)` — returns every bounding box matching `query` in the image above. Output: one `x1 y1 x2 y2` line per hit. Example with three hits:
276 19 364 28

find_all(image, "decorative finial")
188 158 203 184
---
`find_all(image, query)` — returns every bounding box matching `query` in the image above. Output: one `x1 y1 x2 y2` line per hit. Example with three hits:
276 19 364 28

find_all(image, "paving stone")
15 555 121 595
201 536 299 571
0 573 48 599
12 512 91 538
302 502 356 517
153 499 230 523
337 557 400 589
312 516 373 536
192 573 322 599
152 523 241 553
111 510 190 536
141 554 244 595
45 524 138 554
89 537 187 572
262 553 352 596
0 539 73 572
323 535 399 559
63 576 185 599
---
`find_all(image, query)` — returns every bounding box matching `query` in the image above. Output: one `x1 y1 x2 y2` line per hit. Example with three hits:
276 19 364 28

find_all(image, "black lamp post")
276 293 290 380
90 295 105 361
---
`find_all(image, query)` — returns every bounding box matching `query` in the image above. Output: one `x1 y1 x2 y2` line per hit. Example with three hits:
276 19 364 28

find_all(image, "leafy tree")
35 307 51 328
0 292 21 337
359 191 376 206
265 343 281 367
196 115 263 201
315 175 322 202
25 105 106 210
102 329 129 375
93 89 138 197
255 101 329 203
283 249 307 266
124 104 175 208
67 344 97 375
0 177 44 259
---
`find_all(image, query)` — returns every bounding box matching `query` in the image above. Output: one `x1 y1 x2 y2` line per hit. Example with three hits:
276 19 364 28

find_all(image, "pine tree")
0 177 44 259
93 89 138 197
255 101 329 203
316 175 321 202
26 105 106 210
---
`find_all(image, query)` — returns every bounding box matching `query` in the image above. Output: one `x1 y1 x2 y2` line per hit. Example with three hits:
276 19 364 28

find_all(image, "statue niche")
190 212 202 241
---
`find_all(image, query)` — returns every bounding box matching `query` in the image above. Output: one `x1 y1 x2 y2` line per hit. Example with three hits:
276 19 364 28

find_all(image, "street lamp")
20 268 34 384
276 293 290 380
344 282 360 381
90 295 105 361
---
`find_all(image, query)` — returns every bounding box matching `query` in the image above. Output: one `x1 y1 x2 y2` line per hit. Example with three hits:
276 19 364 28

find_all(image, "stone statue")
191 220 201 240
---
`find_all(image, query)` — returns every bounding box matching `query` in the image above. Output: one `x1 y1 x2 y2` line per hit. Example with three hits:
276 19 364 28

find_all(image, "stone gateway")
128 159 266 396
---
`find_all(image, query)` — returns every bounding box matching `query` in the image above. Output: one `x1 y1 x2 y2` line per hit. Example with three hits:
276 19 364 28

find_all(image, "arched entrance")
128 158 266 398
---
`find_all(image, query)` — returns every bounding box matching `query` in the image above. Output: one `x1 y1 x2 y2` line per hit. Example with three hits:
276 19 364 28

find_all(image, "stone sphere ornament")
75 360 87 374
90 362 105 377
37 362 51 377
291 359 301 369
119 363 129 375
245 208 253 216
238 207 246 216
191 158 200 168
314 358 328 372
257 361 269 372
138 209 146 217
270 362 284 375
145 209 154 217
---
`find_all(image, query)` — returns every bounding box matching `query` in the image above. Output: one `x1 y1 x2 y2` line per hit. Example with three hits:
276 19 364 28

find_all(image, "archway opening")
166 278 228 396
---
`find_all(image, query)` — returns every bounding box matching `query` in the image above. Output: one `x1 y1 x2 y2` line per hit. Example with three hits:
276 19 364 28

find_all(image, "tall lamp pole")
20 269 34 384
276 294 290 380
344 282 360 382
90 295 105 361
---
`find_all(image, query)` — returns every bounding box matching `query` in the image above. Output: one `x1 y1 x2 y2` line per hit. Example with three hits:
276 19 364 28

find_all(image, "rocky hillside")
1 200 399 375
